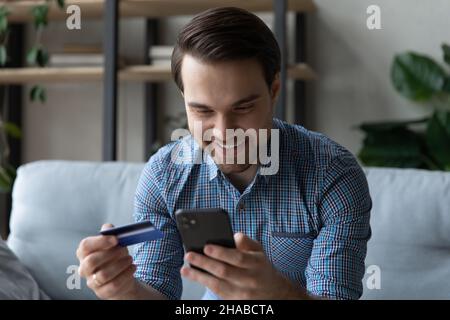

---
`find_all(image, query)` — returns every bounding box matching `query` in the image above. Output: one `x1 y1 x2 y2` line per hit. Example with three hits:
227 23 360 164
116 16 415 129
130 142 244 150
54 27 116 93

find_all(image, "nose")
214 115 236 143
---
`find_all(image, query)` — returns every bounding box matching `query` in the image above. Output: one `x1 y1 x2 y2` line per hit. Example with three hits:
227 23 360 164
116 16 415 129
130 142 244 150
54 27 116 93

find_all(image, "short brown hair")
171 7 281 92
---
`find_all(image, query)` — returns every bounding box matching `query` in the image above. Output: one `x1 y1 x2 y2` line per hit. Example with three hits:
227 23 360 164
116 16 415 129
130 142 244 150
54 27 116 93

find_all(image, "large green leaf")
0 174 11 192
26 46 39 65
3 122 22 139
0 44 7 66
30 85 46 103
443 43 450 67
4 164 16 181
426 111 450 170
56 0 66 9
0 165 14 193
443 44 450 93
443 78 450 94
391 52 448 101
36 47 49 67
0 6 9 17
0 6 9 34
358 128 424 168
27 46 49 67
31 5 49 29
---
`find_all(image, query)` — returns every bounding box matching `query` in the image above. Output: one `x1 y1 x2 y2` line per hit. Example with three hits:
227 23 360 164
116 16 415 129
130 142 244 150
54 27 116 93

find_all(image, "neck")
224 164 258 194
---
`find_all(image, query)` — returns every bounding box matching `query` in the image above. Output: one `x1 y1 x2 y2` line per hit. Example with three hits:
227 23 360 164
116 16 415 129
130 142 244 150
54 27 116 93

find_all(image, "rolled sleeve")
306 152 372 299
132 154 184 300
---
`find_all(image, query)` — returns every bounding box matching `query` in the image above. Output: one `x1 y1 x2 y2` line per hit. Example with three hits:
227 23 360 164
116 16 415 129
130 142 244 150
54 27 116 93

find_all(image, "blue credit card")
100 221 164 247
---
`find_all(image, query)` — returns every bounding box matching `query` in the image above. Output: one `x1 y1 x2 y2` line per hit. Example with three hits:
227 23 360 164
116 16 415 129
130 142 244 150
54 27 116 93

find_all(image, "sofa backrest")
7 161 142 299
362 168 450 299
7 161 450 299
7 160 206 300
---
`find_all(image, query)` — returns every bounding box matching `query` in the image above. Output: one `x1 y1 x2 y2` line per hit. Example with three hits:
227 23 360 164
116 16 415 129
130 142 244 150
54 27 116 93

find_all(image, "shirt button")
238 202 245 212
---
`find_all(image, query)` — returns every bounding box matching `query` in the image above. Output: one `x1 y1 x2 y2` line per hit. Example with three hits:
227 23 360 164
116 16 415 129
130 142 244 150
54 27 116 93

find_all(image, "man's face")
180 54 279 175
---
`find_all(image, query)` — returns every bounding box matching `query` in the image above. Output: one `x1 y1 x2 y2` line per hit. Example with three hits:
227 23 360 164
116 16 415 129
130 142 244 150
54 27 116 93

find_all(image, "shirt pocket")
270 231 315 275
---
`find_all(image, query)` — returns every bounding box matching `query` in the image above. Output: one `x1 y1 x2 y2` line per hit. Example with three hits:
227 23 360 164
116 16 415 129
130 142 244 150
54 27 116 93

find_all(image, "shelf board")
4 0 317 22
0 67 104 84
0 63 316 84
0 65 170 83
120 65 173 82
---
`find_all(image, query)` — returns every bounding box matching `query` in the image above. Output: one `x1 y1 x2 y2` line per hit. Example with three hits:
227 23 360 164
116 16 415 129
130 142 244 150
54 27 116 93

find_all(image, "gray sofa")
5 160 450 299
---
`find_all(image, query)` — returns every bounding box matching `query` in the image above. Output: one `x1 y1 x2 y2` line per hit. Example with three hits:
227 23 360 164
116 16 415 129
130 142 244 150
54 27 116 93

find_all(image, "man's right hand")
76 223 138 299
76 223 168 300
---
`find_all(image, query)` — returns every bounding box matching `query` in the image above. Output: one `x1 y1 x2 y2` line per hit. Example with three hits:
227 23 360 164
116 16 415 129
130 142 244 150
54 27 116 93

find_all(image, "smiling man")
76 7 371 300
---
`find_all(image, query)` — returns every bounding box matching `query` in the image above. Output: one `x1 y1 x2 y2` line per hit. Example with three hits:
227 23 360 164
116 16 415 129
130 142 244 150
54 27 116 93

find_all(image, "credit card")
100 221 164 247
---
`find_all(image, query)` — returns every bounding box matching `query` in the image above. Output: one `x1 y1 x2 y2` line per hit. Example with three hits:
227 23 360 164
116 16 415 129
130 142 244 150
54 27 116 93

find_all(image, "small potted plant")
0 0 65 191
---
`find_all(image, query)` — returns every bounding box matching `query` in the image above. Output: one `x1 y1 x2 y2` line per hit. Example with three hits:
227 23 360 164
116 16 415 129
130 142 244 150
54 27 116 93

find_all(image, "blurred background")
0 1 449 300
0 0 449 236
2 0 448 163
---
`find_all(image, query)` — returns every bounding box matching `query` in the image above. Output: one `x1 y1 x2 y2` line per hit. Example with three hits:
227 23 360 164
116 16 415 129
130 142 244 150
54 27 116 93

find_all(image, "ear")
270 73 281 107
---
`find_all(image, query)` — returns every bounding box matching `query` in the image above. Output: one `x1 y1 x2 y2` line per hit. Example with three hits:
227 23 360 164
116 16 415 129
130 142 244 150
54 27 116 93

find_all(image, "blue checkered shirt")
133 118 372 300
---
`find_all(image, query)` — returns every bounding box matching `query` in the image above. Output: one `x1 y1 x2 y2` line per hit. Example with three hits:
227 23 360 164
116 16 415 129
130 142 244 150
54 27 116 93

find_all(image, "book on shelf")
147 45 173 67
49 53 127 67
49 44 124 67
148 45 173 59
50 53 104 67
149 58 171 67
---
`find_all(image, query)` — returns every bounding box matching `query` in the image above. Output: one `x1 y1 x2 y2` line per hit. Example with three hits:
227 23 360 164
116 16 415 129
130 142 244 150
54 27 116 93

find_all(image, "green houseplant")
358 44 450 171
0 0 65 191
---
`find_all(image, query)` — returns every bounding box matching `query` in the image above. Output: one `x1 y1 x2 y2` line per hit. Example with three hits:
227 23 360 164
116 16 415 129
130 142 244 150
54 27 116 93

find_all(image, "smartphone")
175 208 236 258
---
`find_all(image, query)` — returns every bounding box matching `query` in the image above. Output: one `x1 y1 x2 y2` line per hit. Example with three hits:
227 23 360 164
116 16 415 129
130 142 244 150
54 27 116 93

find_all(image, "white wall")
21 1 450 162
23 19 146 162
306 0 449 153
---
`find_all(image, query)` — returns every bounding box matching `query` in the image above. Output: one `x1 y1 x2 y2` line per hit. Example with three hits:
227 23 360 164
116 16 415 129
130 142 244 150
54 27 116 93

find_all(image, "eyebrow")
188 94 261 110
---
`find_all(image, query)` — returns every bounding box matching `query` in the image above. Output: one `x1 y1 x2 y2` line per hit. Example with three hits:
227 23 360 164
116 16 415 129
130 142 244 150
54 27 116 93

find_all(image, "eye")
235 104 254 113
191 107 213 115
197 109 213 114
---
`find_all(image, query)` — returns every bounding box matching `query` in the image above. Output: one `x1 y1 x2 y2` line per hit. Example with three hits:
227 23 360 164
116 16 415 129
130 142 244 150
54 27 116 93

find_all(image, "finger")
92 255 133 286
79 246 128 277
203 244 261 269
101 223 115 231
184 252 245 284
180 265 233 298
76 235 118 260
234 233 264 252
95 264 137 300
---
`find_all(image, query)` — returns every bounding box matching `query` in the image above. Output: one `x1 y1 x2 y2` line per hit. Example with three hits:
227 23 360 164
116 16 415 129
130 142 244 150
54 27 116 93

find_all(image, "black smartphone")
175 208 236 258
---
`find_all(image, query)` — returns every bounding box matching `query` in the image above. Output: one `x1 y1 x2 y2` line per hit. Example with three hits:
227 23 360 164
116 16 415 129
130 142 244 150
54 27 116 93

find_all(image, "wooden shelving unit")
0 63 316 84
0 0 317 161
0 0 317 84
5 0 316 21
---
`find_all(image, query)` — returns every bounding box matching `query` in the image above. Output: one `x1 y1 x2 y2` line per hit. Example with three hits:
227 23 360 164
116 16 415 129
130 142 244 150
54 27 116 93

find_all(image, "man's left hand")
181 232 309 299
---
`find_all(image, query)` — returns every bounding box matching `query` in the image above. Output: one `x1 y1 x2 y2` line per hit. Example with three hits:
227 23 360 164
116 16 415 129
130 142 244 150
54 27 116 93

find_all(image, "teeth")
215 139 244 149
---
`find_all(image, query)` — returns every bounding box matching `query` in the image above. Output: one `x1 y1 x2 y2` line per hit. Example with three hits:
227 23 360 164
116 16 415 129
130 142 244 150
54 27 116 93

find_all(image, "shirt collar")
205 152 220 181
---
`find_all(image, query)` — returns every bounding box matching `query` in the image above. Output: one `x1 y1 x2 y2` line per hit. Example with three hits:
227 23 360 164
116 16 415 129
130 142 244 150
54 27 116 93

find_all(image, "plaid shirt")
133 118 372 300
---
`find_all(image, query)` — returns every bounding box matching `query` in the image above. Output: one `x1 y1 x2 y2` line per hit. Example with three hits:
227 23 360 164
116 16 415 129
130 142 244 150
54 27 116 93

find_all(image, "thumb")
101 223 114 231
234 232 263 252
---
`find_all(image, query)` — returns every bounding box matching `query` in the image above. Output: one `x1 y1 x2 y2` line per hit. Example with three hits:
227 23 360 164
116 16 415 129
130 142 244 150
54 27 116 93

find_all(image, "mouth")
214 138 245 150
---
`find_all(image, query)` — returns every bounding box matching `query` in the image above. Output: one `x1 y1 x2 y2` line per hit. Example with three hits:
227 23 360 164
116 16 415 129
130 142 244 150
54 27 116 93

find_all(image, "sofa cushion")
362 168 450 299
7 161 142 299
7 160 205 300
7 161 450 299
